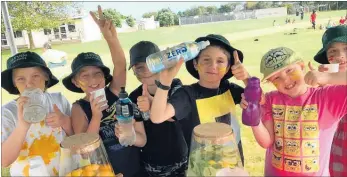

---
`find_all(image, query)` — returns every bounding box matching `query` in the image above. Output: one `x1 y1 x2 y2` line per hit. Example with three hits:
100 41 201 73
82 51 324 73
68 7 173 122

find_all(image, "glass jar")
187 122 244 176
22 88 47 123
59 133 116 177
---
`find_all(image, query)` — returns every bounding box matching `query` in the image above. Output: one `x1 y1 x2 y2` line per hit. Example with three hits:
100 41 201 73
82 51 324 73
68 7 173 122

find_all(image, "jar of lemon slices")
59 133 118 177
187 122 245 176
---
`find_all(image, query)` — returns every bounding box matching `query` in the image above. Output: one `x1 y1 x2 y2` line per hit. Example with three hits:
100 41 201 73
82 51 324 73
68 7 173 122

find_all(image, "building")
1 10 101 50
114 15 160 33
136 16 160 31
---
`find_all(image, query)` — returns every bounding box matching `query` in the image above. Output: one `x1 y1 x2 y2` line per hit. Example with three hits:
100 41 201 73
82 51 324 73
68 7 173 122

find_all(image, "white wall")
31 30 50 48
2 30 28 47
255 7 287 19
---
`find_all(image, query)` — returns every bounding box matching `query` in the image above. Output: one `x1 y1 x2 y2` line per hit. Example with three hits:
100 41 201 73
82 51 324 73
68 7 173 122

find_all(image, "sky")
82 1 229 19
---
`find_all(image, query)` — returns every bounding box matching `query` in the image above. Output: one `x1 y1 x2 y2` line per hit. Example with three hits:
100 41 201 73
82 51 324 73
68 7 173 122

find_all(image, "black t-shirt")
75 87 142 177
129 79 188 166
168 80 245 163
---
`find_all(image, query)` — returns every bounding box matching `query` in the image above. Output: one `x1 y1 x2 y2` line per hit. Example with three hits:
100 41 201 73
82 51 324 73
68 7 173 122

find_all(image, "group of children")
1 4 346 177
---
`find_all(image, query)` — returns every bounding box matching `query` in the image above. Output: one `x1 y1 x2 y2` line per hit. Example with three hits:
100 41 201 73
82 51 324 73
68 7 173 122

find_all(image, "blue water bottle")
146 41 210 73
116 87 136 147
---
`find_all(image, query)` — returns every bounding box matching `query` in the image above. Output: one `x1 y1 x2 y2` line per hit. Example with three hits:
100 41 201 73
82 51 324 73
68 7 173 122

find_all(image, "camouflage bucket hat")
260 47 303 81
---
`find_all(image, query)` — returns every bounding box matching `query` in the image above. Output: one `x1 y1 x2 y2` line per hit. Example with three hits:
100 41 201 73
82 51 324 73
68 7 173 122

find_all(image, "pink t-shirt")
262 86 347 176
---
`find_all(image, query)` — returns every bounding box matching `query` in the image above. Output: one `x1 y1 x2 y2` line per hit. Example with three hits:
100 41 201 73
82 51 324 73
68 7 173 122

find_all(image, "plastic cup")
323 64 339 73
90 88 107 107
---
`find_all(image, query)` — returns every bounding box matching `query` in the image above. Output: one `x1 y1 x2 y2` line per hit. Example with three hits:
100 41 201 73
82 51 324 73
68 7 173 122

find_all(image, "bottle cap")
197 40 210 50
119 87 128 99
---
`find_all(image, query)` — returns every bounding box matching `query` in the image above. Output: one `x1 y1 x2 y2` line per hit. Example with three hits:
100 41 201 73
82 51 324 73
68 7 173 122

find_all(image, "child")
241 47 347 176
125 41 188 176
1 52 72 176
313 25 347 176
311 10 317 30
150 34 250 164
62 6 146 177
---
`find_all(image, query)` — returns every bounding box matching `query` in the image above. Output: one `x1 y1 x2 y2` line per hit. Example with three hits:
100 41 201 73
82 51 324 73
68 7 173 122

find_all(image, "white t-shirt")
1 92 71 176
41 49 67 63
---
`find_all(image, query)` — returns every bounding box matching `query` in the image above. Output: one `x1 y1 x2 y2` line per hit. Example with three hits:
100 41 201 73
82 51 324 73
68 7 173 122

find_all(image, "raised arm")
240 93 274 148
150 59 185 124
90 6 126 96
305 62 347 86
2 97 30 167
231 50 250 86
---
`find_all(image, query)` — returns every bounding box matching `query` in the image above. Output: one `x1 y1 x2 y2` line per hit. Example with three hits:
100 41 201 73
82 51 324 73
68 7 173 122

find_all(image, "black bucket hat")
1 51 59 95
62 52 112 93
314 25 347 64
185 34 244 80
128 41 160 70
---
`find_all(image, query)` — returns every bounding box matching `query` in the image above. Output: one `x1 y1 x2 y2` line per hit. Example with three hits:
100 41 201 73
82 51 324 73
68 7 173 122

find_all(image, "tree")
177 11 185 17
157 10 175 27
255 2 272 9
218 3 236 13
174 14 180 25
187 6 205 16
282 2 296 14
142 11 158 19
94 8 122 28
245 2 258 10
206 6 218 15
3 1 81 49
126 15 135 27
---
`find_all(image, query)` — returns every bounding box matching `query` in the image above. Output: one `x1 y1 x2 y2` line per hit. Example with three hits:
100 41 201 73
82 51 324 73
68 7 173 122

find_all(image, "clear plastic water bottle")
242 77 262 126
116 87 136 147
146 41 210 73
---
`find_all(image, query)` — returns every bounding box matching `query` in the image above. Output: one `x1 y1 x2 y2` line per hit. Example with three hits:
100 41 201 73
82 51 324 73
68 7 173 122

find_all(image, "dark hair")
195 44 231 65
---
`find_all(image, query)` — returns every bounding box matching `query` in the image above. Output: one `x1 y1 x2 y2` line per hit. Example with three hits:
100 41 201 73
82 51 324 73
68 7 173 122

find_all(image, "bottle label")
166 45 188 60
121 105 130 117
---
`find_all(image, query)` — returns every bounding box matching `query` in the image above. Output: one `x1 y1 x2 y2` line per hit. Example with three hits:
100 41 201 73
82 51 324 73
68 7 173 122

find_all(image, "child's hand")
318 65 329 72
231 51 250 81
159 57 184 86
114 122 121 139
305 62 329 86
16 96 30 128
240 93 249 109
46 104 68 128
89 93 108 119
240 92 266 109
90 5 118 42
137 84 153 112
115 173 123 177
114 117 135 138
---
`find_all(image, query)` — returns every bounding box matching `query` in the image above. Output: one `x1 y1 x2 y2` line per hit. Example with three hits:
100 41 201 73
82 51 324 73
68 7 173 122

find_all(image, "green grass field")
1 10 345 176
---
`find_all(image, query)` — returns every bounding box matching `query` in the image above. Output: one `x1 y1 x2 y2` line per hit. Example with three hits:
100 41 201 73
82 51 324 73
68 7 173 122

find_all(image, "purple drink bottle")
242 77 262 126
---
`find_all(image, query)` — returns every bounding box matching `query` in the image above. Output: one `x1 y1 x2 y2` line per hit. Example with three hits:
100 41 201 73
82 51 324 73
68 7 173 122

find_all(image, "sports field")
1 10 345 176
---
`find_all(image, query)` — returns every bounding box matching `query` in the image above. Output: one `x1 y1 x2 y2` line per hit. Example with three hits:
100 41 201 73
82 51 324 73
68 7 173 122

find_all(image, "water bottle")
242 77 262 126
146 41 210 73
116 87 136 147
